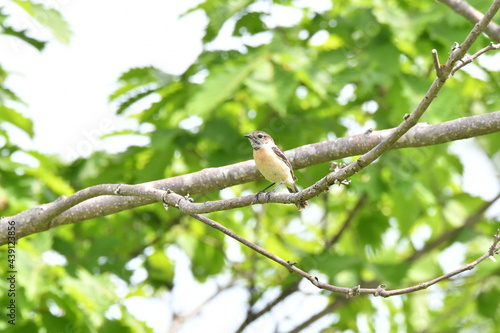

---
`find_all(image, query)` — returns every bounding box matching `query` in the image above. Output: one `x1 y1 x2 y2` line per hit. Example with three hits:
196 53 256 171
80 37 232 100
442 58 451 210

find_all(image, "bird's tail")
287 183 309 211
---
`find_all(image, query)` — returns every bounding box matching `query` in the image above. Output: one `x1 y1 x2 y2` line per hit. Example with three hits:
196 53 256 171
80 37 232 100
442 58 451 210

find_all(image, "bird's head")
244 131 274 150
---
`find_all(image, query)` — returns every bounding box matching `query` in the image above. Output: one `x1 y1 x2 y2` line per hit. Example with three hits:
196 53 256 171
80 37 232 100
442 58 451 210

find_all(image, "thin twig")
236 193 367 332
432 49 443 79
285 228 500 331
189 212 500 297
452 42 500 75
283 194 500 330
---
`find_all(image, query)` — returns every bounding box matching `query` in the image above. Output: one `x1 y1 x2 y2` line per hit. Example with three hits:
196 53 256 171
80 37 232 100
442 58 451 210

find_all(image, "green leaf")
304 252 362 278
476 286 500 318
187 0 253 42
191 227 225 282
31 169 74 196
372 1 418 54
0 25 46 51
135 129 178 182
99 319 143 333
0 105 34 137
110 66 163 101
355 209 390 251
145 249 174 289
0 86 24 103
41 313 74 333
110 66 175 114
202 117 243 166
114 67 172 92
62 269 116 326
234 12 266 36
369 262 410 285
187 54 264 115
244 60 296 114
0 63 6 84
14 0 72 44
0 10 45 50
115 88 159 115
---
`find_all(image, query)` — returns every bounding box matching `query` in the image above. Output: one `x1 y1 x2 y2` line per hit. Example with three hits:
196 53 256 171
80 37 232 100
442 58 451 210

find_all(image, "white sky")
1 0 206 160
2 1 500 331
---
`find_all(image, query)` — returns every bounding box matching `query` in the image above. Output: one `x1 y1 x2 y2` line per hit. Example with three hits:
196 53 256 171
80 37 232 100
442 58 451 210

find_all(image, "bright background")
1 1 500 332
1 0 206 160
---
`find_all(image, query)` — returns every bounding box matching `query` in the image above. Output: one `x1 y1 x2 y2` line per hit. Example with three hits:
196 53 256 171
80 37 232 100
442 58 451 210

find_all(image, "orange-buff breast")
253 146 294 186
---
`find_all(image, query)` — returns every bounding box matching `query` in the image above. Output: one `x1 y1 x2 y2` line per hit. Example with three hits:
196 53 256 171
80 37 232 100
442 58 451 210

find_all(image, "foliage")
0 1 73 215
1 0 500 332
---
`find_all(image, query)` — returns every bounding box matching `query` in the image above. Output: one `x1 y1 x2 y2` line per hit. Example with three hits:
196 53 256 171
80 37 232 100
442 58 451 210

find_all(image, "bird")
244 131 308 210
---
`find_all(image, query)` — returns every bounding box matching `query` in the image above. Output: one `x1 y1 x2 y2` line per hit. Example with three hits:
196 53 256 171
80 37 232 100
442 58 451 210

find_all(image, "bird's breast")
253 146 293 185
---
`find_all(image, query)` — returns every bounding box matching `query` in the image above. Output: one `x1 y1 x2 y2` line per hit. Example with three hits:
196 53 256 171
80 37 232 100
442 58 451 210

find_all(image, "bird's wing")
272 146 297 181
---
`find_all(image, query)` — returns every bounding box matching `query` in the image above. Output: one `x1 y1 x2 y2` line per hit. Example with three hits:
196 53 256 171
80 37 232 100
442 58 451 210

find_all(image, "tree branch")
2 111 500 245
278 192 500 331
431 41 500 82
452 42 500 74
448 0 500 60
235 193 367 333
249 194 500 331
299 0 500 205
189 212 500 297
439 0 500 42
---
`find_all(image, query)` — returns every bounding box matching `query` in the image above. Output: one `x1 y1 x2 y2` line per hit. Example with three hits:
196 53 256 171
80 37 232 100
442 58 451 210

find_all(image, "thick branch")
3 0 500 244
1 111 500 245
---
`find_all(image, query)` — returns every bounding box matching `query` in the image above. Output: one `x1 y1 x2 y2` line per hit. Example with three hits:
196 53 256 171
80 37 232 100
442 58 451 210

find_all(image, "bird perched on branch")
244 131 308 210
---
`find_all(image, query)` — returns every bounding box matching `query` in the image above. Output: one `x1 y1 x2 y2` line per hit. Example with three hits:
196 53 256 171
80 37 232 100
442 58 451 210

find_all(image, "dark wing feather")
272 146 297 181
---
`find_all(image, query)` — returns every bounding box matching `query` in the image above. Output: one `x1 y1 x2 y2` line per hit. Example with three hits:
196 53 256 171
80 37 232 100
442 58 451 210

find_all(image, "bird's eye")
257 134 263 138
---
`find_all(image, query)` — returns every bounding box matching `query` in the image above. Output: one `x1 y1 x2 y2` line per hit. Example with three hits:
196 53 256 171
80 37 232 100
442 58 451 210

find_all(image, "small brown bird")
244 131 308 210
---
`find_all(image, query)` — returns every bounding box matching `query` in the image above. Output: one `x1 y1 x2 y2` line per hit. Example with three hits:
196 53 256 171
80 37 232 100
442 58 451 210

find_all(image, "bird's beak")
243 134 251 138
